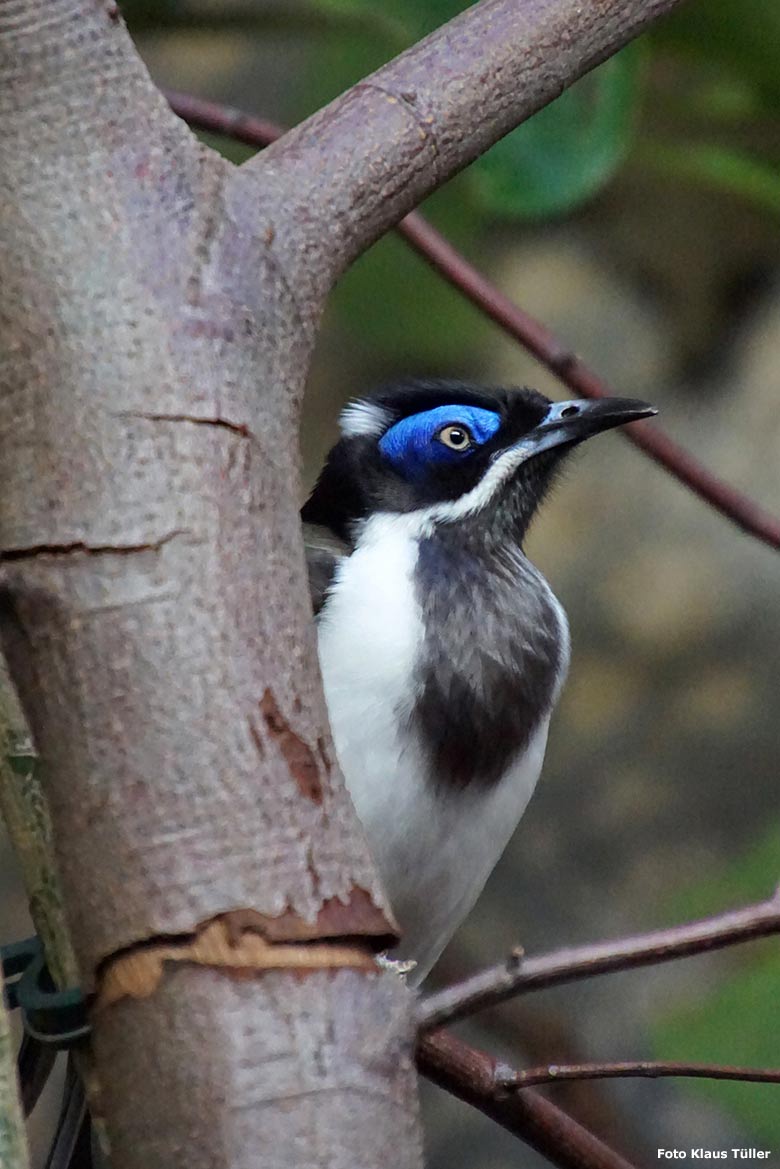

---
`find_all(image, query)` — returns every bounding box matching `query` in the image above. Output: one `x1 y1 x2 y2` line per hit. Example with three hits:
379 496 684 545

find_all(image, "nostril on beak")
560 405 579 418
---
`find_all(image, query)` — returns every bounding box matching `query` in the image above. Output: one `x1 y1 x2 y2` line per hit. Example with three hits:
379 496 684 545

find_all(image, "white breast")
316 512 552 983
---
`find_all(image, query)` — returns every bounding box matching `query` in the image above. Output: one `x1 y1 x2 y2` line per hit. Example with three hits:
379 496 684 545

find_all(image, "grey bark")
0 0 686 1165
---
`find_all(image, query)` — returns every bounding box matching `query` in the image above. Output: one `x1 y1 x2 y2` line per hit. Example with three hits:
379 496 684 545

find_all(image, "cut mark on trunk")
116 410 252 439
94 914 379 1010
1 529 190 562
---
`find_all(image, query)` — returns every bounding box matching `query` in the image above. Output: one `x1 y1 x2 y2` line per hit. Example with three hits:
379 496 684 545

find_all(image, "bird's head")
303 379 656 542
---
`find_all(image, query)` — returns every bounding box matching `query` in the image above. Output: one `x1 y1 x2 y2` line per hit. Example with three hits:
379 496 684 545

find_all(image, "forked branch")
242 0 691 283
167 90 780 549
417 1035 780 1169
418 1030 637 1169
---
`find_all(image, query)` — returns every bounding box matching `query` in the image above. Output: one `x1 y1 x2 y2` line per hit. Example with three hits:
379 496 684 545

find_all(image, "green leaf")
640 141 780 219
296 6 490 361
383 0 470 37
296 16 401 124
684 76 770 125
329 177 490 363
653 955 780 1145
663 825 780 924
472 44 645 220
310 2 645 220
311 0 467 40
651 829 780 1144
654 0 780 105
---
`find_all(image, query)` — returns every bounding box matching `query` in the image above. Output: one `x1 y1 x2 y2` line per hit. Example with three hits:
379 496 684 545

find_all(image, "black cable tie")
1 936 90 1050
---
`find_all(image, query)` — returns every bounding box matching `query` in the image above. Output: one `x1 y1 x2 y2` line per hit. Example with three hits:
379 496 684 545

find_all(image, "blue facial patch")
378 405 502 479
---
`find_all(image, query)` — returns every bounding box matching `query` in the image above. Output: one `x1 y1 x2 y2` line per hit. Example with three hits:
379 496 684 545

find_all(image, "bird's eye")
437 424 473 451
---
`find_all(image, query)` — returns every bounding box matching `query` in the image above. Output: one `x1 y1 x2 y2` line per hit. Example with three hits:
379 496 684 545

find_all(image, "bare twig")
497 1060 780 1090
166 90 780 551
418 1030 638 1169
165 89 284 149
417 887 780 1031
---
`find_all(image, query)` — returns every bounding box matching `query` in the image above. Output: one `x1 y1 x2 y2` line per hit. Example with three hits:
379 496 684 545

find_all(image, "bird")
302 378 655 984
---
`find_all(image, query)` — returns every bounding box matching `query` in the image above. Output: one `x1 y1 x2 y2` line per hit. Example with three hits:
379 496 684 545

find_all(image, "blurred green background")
2 1 779 1164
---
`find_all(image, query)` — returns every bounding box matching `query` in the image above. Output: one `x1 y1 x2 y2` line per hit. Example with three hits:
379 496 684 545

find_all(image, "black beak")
516 397 657 458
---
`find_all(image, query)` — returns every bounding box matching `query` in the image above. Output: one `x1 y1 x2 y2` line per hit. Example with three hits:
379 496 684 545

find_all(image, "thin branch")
165 90 780 550
498 1060 780 1090
242 0 690 282
165 89 285 150
417 887 780 1031
418 1030 638 1169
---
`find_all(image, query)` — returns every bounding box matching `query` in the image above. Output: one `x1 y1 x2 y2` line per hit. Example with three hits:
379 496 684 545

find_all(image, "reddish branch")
417 888 780 1030
164 89 283 149
417 892 780 1158
418 1030 638 1169
498 1060 780 1089
166 90 780 551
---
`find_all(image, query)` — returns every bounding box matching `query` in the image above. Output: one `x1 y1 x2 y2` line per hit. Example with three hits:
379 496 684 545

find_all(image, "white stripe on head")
350 443 537 548
340 399 394 439
424 441 536 524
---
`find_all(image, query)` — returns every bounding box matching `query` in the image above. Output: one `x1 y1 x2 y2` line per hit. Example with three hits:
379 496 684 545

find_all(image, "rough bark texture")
95 968 420 1169
0 1 390 964
0 0 687 1164
249 0 686 291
